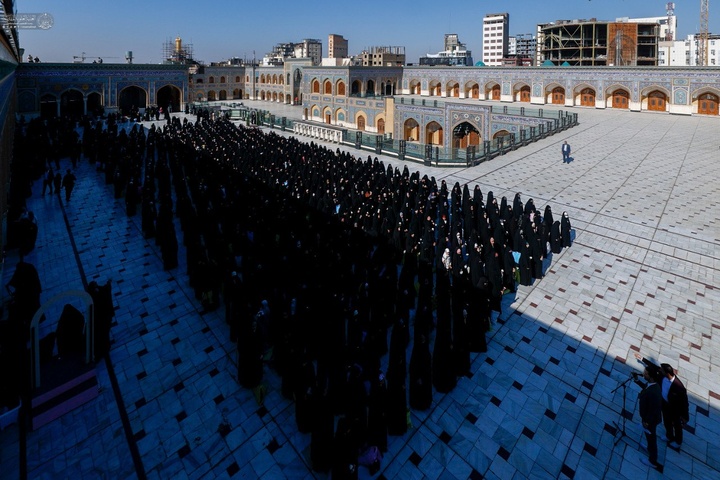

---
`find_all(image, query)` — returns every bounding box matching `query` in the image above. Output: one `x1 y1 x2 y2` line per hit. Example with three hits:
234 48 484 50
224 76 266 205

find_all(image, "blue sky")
17 0 717 64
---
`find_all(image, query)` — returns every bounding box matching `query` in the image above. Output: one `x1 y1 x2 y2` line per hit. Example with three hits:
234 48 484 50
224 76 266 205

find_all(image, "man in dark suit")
634 365 663 470
660 363 689 450
561 141 571 163
635 353 690 451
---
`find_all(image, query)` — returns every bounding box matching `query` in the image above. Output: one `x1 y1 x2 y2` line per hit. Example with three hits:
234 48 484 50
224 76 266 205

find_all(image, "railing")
290 109 578 167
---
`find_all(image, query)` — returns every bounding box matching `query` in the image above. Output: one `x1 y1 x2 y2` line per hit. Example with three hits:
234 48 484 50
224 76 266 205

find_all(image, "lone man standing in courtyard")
561 141 571 163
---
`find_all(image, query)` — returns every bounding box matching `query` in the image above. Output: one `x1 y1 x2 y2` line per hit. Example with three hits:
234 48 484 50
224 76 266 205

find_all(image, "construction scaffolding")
163 37 194 65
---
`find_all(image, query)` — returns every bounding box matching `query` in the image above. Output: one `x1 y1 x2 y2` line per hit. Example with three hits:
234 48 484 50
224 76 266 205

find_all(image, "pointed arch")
514 83 531 102
485 82 501 100
336 80 346 96
446 81 460 98
452 122 481 148
376 117 385 135
409 79 422 95
311 78 320 93
429 80 441 96
465 81 480 99
692 87 720 115
335 108 346 124
351 80 361 96
641 87 670 112
404 118 420 141
425 121 443 145
324 79 332 95
356 112 366 131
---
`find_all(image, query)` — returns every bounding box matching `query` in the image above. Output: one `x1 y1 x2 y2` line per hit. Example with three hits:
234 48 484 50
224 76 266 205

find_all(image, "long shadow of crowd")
5 114 573 478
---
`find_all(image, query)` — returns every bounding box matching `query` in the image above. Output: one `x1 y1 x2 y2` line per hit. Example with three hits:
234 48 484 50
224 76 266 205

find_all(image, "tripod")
611 375 634 445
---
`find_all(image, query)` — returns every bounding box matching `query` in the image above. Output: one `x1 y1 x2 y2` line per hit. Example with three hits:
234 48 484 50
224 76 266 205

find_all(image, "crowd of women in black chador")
11 112 572 476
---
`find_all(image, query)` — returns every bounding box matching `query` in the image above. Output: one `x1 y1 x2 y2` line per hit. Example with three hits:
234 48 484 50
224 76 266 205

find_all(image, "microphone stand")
611 375 634 445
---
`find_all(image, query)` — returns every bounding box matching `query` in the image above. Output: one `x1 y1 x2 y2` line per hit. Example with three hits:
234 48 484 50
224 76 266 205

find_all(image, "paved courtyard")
1 101 718 480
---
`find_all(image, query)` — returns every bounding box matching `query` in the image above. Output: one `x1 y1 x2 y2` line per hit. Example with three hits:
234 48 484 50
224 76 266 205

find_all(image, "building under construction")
536 17 668 66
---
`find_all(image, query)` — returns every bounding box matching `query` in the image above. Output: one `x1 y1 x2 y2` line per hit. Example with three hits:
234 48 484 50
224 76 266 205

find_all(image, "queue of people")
5 112 576 476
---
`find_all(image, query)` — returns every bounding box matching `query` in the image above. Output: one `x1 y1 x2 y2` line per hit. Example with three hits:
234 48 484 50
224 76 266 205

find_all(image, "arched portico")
574 85 596 107
485 83 501 101
452 122 481 149
336 80 346 96
446 81 459 98
465 81 479 99
428 80 441 96
693 88 720 115
157 84 181 112
404 118 420 141
515 83 530 103
547 85 565 105
607 86 630 109
642 87 669 112
356 113 366 131
409 79 421 95
60 89 84 118
118 85 147 115
376 117 385 135
425 121 443 145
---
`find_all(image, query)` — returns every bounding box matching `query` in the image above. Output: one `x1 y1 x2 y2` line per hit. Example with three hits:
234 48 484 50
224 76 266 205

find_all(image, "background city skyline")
17 0 719 64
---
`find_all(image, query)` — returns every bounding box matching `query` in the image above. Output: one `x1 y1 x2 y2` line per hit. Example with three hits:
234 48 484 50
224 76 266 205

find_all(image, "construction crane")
72 52 121 63
699 0 709 66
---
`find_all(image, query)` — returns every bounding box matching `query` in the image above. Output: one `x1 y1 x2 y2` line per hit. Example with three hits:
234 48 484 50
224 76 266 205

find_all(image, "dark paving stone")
408 451 422 466
466 412 478 424
213 394 225 405
522 427 534 440
266 438 280 454
135 398 146 409
177 444 191 459
226 462 239 477
561 464 575 479
545 409 557 420
497 446 510 461
439 431 452 444
583 442 597 456
176 411 187 422
174 381 185 393
491 396 502 407
532 365 544 376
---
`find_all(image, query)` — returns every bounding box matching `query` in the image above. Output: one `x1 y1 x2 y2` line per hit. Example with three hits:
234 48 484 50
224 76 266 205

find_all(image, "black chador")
310 380 334 473
432 270 457 393
386 320 408 435
293 355 316 434
366 371 388 452
550 221 563 254
236 318 263 389
409 328 433 411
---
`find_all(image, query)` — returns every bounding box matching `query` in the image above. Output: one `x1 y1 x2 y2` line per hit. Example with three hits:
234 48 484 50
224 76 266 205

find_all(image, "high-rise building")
294 39 322 66
328 34 348 58
482 13 509 66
